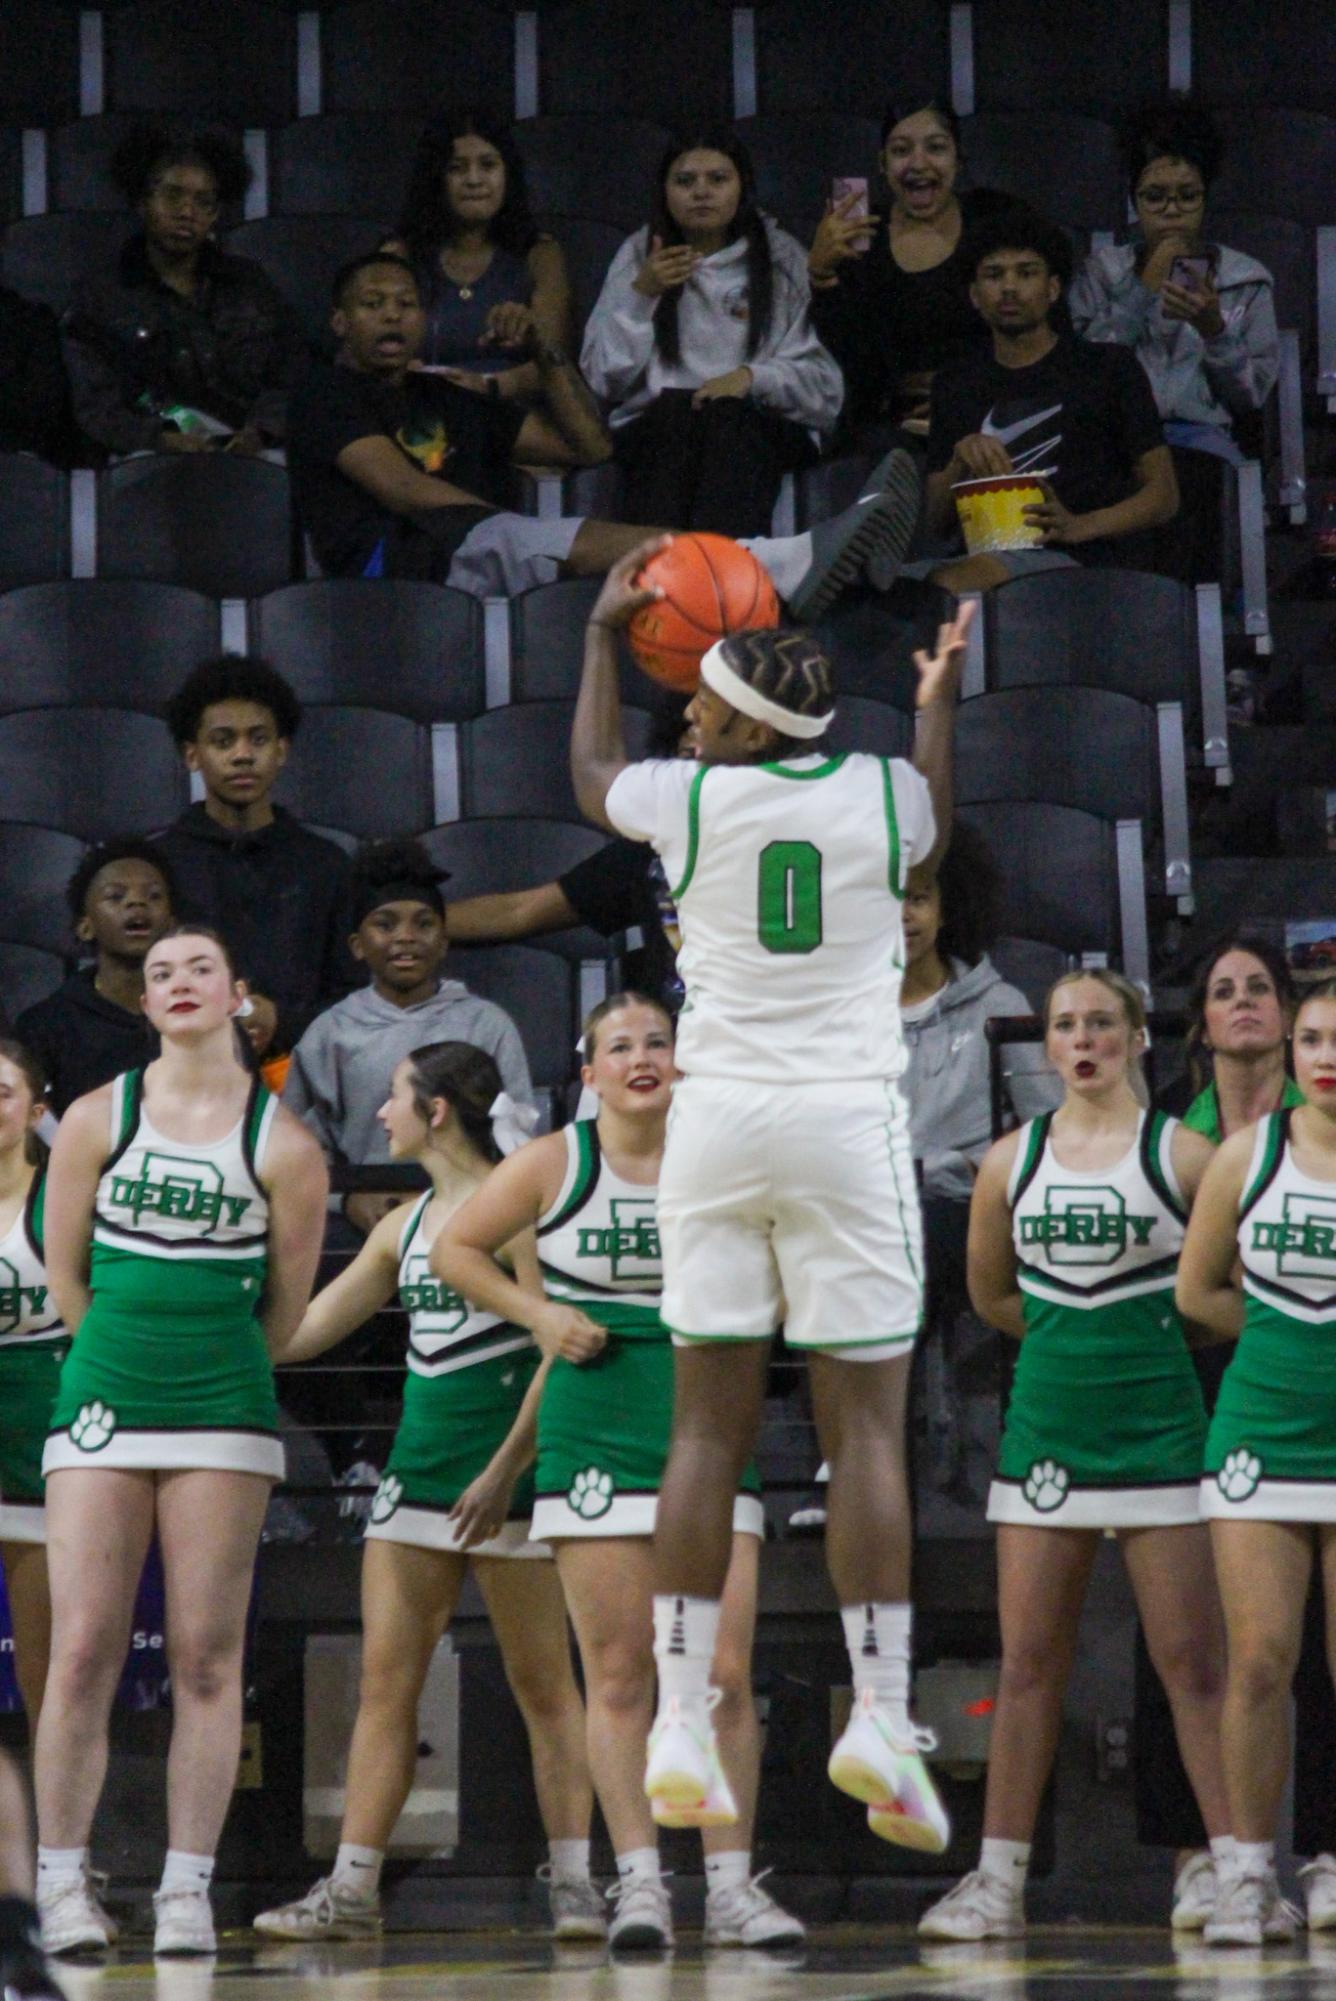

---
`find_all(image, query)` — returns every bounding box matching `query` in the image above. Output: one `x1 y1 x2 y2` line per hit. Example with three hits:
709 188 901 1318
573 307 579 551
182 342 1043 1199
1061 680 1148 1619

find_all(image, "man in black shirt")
287 253 922 619
924 207 1178 593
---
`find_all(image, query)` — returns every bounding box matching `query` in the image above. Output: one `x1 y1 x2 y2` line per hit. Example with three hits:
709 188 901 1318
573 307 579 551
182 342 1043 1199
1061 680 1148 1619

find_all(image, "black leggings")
615 389 817 539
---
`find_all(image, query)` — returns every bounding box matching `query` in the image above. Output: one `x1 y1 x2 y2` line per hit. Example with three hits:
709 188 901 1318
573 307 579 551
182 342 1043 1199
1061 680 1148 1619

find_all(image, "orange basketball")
627 534 780 692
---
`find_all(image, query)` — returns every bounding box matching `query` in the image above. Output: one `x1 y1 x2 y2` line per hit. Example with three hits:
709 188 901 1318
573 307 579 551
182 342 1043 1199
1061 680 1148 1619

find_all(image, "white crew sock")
980 1837 1031 1893
36 1847 87 1891
1234 1839 1275 1878
332 1844 383 1898
1209 1834 1237 1873
741 533 812 604
548 1838 591 1884
158 1850 214 1896
653 1593 719 1706
841 1601 913 1730
704 1851 751 1896
616 1848 661 1887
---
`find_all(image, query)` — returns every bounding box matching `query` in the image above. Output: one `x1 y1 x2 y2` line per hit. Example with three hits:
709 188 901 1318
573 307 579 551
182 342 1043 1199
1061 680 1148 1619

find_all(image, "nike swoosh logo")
980 401 1063 477
981 402 1063 447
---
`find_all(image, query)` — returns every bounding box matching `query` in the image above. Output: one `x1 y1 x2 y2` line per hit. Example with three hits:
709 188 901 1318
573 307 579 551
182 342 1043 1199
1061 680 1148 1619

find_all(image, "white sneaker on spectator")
152 1886 216 1956
1171 1852 1217 1930
704 1871 805 1948
252 1875 382 1941
917 1870 1025 1942
1300 1854 1336 1930
607 1875 673 1952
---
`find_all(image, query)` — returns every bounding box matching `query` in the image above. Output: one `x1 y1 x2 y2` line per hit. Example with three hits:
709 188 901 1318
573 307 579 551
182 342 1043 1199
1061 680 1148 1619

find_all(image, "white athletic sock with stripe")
616 1848 661 1887
705 1851 751 1896
653 1594 719 1707
741 534 811 604
159 1851 214 1896
37 1847 86 1891
842 1601 912 1732
332 1844 383 1899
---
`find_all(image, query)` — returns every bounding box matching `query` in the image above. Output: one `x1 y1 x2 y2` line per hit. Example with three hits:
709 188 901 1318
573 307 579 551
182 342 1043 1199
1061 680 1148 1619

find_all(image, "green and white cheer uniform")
365 1192 546 1558
0 1173 67 1542
1203 1110 1336 1521
45 1069 285 1478
989 1111 1207 1528
531 1121 764 1540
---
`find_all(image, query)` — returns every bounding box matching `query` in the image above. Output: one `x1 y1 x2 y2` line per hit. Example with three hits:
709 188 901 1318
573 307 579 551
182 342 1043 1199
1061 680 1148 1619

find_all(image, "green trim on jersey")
1011 1112 1053 1209
669 765 708 902
755 755 847 781
1142 1110 1187 1223
1240 1109 1288 1222
879 756 901 896
544 1120 597 1233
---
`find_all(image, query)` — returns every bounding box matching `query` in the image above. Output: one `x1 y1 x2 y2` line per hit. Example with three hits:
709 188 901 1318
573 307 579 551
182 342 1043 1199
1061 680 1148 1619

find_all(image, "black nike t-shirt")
927 334 1164 563
288 358 523 577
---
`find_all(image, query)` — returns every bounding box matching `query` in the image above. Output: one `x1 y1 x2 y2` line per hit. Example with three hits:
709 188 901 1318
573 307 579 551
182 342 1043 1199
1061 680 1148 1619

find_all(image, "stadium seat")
826 697 912 760
957 799 1150 991
44 113 247 221
0 2 81 125
103 0 299 122
516 118 672 234
424 817 613 963
223 215 385 348
0 582 218 716
959 113 1125 236
268 113 425 220
537 214 626 342
734 115 880 242
534 3 734 126
249 580 486 722
318 0 515 116
97 456 296 598
1204 109 1336 230
0 709 187 842
0 943 69 1022
509 578 642 706
753 0 947 120
0 824 87 957
0 459 70 589
990 937 1072 1012
459 701 652 822
445 942 578 1091
1192 4 1336 118
0 132 24 233
969 0 1171 119
810 584 958 710
270 707 434 839
1 214 130 315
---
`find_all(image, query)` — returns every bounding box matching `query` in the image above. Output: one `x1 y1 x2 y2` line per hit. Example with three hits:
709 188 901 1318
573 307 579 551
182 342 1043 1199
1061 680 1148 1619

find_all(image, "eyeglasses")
1136 183 1206 212
150 182 220 217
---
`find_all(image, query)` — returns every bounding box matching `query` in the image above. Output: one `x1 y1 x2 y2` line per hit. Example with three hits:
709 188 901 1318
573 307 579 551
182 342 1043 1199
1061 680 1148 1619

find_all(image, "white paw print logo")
1216 1449 1263 1503
1023 1459 1070 1513
370 1474 403 1524
71 1401 116 1452
568 1467 614 1520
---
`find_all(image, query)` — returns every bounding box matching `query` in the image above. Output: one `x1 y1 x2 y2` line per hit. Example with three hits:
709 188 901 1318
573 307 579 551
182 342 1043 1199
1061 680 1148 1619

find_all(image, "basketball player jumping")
570 541 973 1853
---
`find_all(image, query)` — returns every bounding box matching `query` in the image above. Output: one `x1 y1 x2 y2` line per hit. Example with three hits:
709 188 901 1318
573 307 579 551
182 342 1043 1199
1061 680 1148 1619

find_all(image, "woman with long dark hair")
581 128 842 536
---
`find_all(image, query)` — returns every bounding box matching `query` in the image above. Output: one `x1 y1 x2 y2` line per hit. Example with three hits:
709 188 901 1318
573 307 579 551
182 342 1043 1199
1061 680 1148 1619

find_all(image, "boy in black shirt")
288 253 922 619
924 208 1178 592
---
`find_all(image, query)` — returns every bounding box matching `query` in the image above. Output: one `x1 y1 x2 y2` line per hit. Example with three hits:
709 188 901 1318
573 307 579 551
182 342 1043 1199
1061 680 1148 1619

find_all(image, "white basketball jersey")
606 752 934 1083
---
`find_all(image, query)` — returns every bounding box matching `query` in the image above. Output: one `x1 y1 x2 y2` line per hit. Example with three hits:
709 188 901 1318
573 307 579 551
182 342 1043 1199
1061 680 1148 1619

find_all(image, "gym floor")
41 1928 1336 1999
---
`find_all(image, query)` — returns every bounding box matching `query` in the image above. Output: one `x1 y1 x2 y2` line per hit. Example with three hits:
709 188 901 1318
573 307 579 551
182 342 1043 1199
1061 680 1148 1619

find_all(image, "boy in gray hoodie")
284 838 531 1234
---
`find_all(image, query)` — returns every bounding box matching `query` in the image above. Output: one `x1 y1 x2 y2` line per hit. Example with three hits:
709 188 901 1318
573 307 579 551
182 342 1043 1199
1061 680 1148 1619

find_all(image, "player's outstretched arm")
570 535 670 830
911 597 975 875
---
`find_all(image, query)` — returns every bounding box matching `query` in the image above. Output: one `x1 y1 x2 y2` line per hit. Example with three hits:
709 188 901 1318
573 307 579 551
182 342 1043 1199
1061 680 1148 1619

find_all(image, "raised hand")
913 598 976 710
808 191 878 282
587 534 672 632
634 234 701 299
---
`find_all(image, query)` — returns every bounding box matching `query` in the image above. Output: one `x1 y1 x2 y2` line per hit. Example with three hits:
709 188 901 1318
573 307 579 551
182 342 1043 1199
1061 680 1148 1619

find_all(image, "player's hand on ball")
588 535 672 632
448 1463 515 1548
533 1301 607 1363
913 598 976 709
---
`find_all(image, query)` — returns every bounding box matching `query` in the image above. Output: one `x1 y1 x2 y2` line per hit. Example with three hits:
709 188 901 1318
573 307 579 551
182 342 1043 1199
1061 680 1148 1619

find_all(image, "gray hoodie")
580 220 843 439
1069 240 1278 431
902 956 1061 1205
283 978 532 1169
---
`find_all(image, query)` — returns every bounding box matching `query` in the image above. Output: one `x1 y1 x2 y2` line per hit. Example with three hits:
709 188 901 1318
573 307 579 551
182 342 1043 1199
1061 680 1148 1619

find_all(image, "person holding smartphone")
1069 101 1277 580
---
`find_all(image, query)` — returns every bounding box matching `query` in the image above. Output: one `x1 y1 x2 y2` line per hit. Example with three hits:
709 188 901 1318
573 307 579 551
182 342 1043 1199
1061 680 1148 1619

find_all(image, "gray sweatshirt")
902 956 1062 1205
1069 241 1278 431
283 978 532 1169
580 220 843 439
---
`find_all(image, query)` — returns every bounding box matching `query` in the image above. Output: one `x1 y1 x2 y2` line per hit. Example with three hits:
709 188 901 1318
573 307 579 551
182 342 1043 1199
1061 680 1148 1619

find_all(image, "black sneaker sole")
789 450 920 619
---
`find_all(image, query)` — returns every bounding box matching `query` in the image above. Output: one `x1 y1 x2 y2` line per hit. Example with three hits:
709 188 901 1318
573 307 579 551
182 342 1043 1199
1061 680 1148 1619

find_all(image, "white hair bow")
489 1091 539 1156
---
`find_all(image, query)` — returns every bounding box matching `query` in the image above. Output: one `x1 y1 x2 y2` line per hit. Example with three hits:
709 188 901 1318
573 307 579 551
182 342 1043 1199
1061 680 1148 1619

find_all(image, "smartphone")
1169 253 1212 294
831 176 869 219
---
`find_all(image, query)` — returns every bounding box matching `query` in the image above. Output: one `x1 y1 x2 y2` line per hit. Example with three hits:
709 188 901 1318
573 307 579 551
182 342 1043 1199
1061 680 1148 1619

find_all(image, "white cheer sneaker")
252 1875 383 1941
704 1871 806 1949
1300 1854 1336 1930
918 1870 1025 1942
152 1886 216 1957
38 1870 119 1956
1170 1852 1217 1931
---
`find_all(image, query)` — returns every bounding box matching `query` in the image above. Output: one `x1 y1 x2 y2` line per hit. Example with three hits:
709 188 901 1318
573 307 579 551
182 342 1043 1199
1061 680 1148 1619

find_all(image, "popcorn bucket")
952 473 1049 554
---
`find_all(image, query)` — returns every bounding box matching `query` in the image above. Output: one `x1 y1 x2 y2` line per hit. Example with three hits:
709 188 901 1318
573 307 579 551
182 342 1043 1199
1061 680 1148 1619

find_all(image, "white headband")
488 1091 538 1157
699 640 834 740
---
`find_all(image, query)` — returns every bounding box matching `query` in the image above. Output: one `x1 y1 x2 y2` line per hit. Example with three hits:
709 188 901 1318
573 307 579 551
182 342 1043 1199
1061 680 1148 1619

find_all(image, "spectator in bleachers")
153 655 357 1068
0 281 79 465
385 107 572 395
288 252 910 617
1070 102 1278 583
15 838 174 1115
581 129 841 536
284 838 532 1237
61 123 307 459
923 206 1178 593
807 100 1010 442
